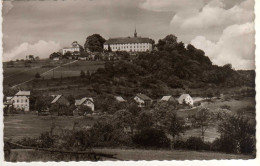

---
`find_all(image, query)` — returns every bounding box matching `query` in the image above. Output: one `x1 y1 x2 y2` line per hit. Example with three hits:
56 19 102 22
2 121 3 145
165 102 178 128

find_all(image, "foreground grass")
8 148 254 161
93 148 254 160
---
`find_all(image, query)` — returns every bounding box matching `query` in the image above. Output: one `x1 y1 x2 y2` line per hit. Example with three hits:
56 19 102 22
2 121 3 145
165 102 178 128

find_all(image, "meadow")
42 61 105 79
4 114 100 141
3 60 104 87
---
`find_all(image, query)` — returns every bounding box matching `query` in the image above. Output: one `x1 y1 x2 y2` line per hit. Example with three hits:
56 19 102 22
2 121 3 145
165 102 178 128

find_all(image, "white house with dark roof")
75 97 94 112
103 29 153 52
134 93 153 107
62 41 81 55
11 91 30 111
178 94 193 106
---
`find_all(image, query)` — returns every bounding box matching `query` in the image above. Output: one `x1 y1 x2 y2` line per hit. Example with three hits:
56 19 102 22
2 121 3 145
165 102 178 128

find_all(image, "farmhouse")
62 41 81 55
103 28 153 52
134 93 153 107
115 96 127 102
178 94 193 106
161 95 176 102
51 95 70 106
75 97 95 112
11 91 30 111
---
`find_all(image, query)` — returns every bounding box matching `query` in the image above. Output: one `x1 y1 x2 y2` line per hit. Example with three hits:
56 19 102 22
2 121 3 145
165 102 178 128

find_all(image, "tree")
191 108 213 142
84 34 106 52
80 70 85 78
108 44 112 52
217 114 255 154
35 95 53 112
63 51 72 59
112 109 135 133
49 52 62 59
78 105 92 115
35 72 41 78
67 95 75 106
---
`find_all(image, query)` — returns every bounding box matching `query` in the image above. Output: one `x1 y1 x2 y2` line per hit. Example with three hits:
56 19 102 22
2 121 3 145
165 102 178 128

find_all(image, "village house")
4 96 14 109
103 28 153 52
51 95 70 106
178 94 194 106
134 93 153 107
75 97 95 112
10 91 30 111
161 95 176 102
62 41 81 55
53 57 60 61
115 96 127 102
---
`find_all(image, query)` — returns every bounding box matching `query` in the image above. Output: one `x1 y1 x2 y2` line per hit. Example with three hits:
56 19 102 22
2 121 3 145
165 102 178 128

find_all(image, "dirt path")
11 60 78 88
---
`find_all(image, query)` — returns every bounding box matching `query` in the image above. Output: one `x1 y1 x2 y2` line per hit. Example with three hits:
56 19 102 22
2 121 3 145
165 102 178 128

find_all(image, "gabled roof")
115 96 126 102
178 94 192 101
6 96 13 101
161 95 172 101
51 95 62 104
136 93 152 101
104 37 153 45
75 97 94 106
15 91 30 96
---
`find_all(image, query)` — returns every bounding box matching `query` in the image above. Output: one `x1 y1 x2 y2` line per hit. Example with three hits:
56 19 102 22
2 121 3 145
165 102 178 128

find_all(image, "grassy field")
93 148 254 160
42 61 105 79
4 114 99 141
178 97 255 142
3 67 54 86
8 148 254 161
3 60 105 86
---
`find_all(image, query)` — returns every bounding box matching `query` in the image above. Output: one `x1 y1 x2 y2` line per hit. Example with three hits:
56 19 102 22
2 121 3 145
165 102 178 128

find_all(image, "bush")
185 137 210 151
132 128 170 148
220 104 231 110
173 137 210 151
217 114 256 154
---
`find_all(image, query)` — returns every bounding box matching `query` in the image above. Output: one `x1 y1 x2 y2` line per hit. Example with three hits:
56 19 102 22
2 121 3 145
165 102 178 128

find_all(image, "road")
11 60 78 88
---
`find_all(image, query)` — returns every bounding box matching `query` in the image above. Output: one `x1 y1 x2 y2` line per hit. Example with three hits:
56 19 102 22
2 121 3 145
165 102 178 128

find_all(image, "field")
178 97 255 142
3 60 105 87
4 114 99 141
8 148 254 161
4 97 255 143
41 61 105 79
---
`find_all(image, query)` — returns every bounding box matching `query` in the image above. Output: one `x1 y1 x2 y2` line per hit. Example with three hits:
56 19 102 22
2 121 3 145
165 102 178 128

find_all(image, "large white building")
104 29 153 52
62 41 81 55
10 91 30 111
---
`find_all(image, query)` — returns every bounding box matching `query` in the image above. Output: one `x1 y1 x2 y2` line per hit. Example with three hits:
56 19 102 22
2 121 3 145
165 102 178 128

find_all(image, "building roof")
136 93 152 101
104 37 153 45
115 96 126 102
15 91 30 96
51 95 62 104
75 97 94 106
178 94 192 102
161 95 173 101
6 97 13 101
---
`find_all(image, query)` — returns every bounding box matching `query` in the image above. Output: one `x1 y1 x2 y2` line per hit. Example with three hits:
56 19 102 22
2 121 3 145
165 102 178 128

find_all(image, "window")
17 100 19 103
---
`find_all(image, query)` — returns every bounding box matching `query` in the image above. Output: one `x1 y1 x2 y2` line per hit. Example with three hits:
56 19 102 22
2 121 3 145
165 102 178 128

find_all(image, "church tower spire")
134 26 137 37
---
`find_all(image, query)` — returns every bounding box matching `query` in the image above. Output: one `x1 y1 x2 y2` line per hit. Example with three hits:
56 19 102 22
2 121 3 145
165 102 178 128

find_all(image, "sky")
2 0 255 70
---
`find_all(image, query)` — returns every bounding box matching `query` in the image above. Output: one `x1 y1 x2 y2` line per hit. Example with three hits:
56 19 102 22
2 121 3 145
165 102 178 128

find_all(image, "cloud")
3 40 61 62
2 1 14 15
171 0 254 29
139 0 205 12
191 22 255 70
